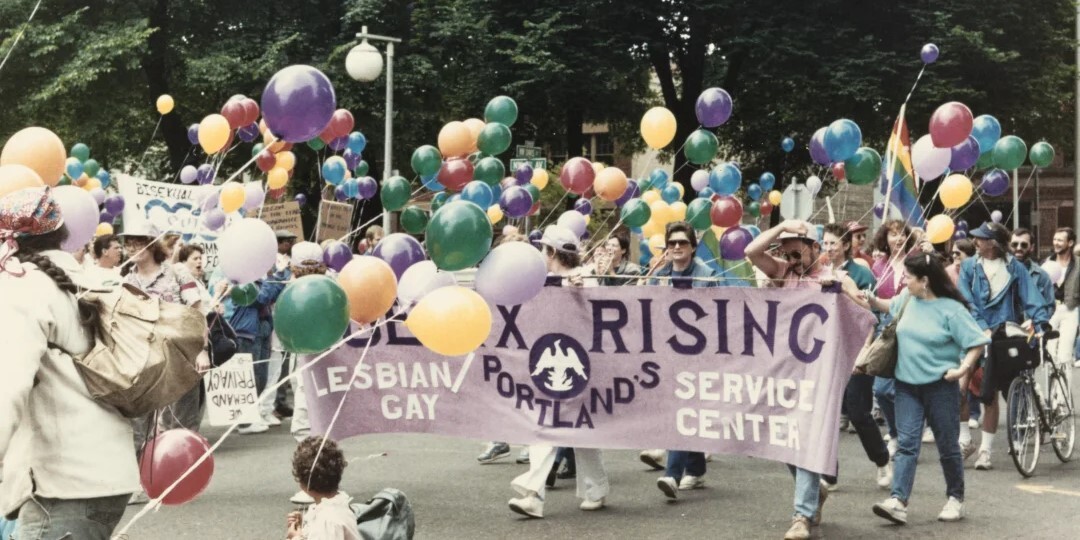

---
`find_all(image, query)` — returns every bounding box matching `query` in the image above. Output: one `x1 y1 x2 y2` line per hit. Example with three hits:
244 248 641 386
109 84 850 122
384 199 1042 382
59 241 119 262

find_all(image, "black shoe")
556 465 576 480
274 405 294 419
545 464 558 488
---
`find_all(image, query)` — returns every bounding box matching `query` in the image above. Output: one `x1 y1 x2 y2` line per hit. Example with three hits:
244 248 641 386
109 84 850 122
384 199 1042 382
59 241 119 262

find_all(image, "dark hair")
17 228 98 329
126 236 168 265
1055 227 1076 244
92 234 119 258
904 253 968 309
873 220 914 256
953 238 975 257
821 223 852 257
292 436 347 494
177 244 204 263
610 228 630 254
1012 228 1032 241
664 221 697 251
543 245 581 269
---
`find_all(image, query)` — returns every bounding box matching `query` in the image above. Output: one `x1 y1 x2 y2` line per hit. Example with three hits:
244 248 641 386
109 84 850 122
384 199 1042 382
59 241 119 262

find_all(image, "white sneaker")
968 418 980 429
238 422 269 434
515 448 530 464
508 492 544 518
876 462 893 489
819 478 838 492
937 496 963 522
888 439 898 459
579 497 605 511
922 427 935 443
872 497 908 525
263 413 282 427
656 477 678 499
639 449 666 470
678 475 704 490
127 490 150 505
974 449 992 470
290 490 315 504
1074 359 1080 368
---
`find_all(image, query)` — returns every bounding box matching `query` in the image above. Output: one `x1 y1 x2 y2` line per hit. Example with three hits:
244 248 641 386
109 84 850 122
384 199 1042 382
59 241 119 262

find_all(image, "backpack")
351 488 415 540
72 283 207 418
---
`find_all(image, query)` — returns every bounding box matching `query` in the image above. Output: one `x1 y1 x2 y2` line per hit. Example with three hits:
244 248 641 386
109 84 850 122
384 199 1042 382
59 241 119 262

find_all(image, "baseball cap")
844 220 869 234
290 241 322 265
538 225 581 253
275 229 298 241
968 222 1010 247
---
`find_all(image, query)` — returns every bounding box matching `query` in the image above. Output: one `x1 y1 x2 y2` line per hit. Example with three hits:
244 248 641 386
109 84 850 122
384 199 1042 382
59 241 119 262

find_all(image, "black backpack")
351 488 415 540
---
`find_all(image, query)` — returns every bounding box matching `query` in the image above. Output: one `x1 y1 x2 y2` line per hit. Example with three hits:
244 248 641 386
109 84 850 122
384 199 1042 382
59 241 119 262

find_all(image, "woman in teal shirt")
864 253 989 526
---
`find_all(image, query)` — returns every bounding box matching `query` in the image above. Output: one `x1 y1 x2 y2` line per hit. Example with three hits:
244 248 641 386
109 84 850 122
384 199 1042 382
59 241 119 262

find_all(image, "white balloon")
690 169 710 192
556 210 587 238
52 186 98 253
397 260 456 307
1041 260 1064 284
217 218 277 284
912 134 951 180
806 175 822 195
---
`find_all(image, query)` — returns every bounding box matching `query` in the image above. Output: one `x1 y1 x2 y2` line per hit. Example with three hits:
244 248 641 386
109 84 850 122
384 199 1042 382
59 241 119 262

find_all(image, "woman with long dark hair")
863 253 989 525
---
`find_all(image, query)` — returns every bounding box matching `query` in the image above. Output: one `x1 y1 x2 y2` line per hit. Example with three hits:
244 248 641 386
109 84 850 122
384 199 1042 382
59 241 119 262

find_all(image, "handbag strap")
894 293 913 322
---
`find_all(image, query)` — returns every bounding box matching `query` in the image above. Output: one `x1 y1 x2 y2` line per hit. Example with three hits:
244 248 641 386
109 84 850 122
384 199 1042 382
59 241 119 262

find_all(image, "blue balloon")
65 157 83 180
697 187 715 199
96 169 111 189
759 172 776 192
708 162 742 195
321 158 347 186
447 193 461 204
824 119 862 162
489 183 502 205
781 137 795 153
461 181 494 209
661 184 681 204
745 225 761 238
342 178 360 199
347 131 367 154
649 169 669 190
747 184 763 201
971 115 1001 157
421 173 445 192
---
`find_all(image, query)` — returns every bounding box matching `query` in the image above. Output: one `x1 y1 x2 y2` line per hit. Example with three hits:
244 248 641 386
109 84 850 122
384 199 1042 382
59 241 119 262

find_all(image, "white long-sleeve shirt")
300 492 361 540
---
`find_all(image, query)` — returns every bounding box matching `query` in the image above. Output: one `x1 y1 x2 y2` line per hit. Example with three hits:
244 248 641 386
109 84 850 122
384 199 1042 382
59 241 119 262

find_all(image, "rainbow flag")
880 108 926 226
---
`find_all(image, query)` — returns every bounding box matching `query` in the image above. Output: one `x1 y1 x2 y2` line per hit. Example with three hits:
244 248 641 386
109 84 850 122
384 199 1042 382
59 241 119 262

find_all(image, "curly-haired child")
286 437 360 540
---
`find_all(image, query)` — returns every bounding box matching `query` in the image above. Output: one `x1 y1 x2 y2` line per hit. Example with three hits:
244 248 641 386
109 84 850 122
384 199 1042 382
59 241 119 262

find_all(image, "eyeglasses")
783 250 803 261
1010 241 1030 249
667 239 690 248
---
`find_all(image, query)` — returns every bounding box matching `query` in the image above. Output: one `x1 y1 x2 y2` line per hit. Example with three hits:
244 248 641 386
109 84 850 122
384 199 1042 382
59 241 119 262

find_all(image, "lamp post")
346 26 401 233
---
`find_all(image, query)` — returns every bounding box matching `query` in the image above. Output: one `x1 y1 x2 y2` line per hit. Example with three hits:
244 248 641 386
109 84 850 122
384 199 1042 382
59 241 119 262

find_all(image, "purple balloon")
99 210 115 224
196 164 215 185
343 149 362 170
949 136 981 171
873 202 889 219
980 169 1010 197
357 176 378 200
261 65 336 143
573 198 593 215
613 179 641 207
499 185 533 218
991 210 1003 223
372 233 427 280
329 135 349 152
513 164 533 185
186 124 199 145
202 208 227 231
237 122 260 143
719 227 753 261
104 195 125 214
322 241 353 272
921 43 939 64
695 87 733 128
334 186 348 201
242 182 265 211
528 229 543 243
295 193 307 206
953 230 968 240
475 242 548 306
809 127 830 165
180 165 198 184
956 219 969 232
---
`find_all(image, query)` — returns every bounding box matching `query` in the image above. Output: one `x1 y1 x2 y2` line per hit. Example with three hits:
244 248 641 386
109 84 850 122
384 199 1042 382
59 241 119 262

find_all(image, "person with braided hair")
0 186 138 539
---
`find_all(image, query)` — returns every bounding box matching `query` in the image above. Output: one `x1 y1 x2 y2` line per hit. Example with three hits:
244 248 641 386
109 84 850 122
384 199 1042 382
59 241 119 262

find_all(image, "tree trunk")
140 0 190 174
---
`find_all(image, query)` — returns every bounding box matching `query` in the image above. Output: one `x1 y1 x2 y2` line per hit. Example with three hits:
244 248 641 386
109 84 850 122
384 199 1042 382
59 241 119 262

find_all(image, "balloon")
831 162 846 182
1 127 66 186
198 114 231 154
461 181 494 209
992 135 1027 170
261 65 336 143
430 192 450 213
186 124 200 145
244 183 266 212
669 201 687 222
64 157 83 180
512 163 534 186
594 167 629 201
371 233 425 281
824 119 862 162
809 127 830 166
229 283 259 306
265 167 288 190
426 200 493 271
321 156 348 186
398 260 457 307
0 164 44 199
380 176 411 212
956 219 969 232
103 194 124 214
684 129 719 165
275 275 351 353
805 175 822 195
971 115 1002 156
70 143 90 163
52 186 98 252
82 177 102 192
438 121 473 158
398 206 429 235
720 227 753 261
221 100 245 129
421 173 444 193
844 147 883 185
760 201 774 215
695 87 733 127
559 157 595 195
476 241 547 306
920 43 939 64
991 210 1003 223
99 210 115 224
640 107 677 149
256 150 276 173
661 184 681 204
320 241 352 272
477 123 512 156
437 158 475 191
781 137 795 153
939 174 973 209
976 150 995 170
768 190 782 206
487 204 504 223
759 172 776 192
531 169 549 190
196 164 215 185
353 160 370 178
710 196 742 228
1029 141 1055 168
980 168 1010 197
709 162 741 196
485 96 519 127
641 189 661 205
690 170 710 192
949 136 981 171
679 199 708 231
327 109 355 139
648 169 669 190
219 183 245 213
138 429 213 506
1041 260 1065 284
929 102 974 148
82 159 101 179
746 201 761 218
557 211 587 238
200 207 226 230
925 214 956 244
613 179 640 207
95 223 114 236
217 218 276 283
237 123 260 143
342 150 362 170
620 198 652 228
295 193 307 206
474 156 505 186
912 134 951 180
406 286 491 356
411 145 442 177
179 165 198 184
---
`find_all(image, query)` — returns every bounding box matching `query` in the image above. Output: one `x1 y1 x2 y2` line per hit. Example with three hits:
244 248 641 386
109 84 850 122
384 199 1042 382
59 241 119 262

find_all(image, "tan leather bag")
854 295 912 378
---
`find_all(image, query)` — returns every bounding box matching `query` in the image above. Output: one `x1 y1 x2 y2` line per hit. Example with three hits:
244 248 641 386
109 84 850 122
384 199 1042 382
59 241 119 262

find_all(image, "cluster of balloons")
640 87 733 166
808 119 881 186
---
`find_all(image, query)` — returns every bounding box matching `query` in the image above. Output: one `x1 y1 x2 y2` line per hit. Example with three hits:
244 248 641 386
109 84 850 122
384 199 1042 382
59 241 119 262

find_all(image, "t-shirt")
980 257 1009 299
842 259 876 291
890 289 991 385
872 257 907 300
300 492 361 540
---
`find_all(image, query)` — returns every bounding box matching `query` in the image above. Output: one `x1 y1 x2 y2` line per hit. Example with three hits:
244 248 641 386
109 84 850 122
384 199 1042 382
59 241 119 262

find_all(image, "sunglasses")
1010 241 1030 249
667 239 691 248
783 250 803 261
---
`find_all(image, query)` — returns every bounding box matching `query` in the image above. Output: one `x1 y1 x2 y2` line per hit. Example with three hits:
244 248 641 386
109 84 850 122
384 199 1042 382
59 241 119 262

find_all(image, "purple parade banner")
303 286 877 475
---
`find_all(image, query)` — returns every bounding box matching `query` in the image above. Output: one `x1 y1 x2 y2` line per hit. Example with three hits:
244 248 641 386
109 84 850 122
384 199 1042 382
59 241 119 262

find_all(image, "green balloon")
252 143 264 157
307 138 326 151
843 147 882 186
229 283 259 306
992 135 1027 170
524 183 541 202
411 145 442 177
975 150 995 169
425 200 492 271
353 160 369 177
83 159 101 179
431 192 449 213
686 198 712 230
57 175 71 186
620 198 652 228
747 201 761 218
400 205 430 234
380 175 411 212
684 129 719 165
474 157 505 186
70 143 90 163
484 96 518 127
1029 141 1055 168
274 275 350 354
477 123 512 156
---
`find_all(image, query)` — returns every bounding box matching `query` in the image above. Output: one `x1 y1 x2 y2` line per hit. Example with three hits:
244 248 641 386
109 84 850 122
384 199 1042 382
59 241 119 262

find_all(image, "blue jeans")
665 451 706 481
786 465 820 519
892 379 964 503
16 495 129 540
873 377 897 438
255 320 273 394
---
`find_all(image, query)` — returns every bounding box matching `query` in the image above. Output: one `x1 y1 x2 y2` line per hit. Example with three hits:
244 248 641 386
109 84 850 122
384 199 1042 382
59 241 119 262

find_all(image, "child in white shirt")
286 437 361 540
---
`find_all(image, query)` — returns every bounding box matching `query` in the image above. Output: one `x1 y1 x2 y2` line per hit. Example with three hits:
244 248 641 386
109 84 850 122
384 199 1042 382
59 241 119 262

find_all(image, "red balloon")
710 195 743 227
437 158 475 191
831 162 846 181
760 201 774 215
328 109 355 139
319 128 336 145
267 187 286 199
221 101 245 129
559 157 595 195
139 429 214 506
929 101 973 149
527 201 542 216
241 98 261 126
256 149 276 172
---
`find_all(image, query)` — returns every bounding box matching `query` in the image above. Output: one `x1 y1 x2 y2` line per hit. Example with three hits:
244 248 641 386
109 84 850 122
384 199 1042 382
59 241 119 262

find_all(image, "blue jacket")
1020 258 1056 309
212 269 289 339
957 255 1051 331
649 258 720 288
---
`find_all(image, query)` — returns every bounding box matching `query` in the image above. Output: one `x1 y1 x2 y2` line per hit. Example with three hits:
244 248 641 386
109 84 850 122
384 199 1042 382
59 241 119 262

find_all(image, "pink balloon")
929 101 973 148
911 135 951 180
139 429 214 506
52 186 100 252
559 157 595 195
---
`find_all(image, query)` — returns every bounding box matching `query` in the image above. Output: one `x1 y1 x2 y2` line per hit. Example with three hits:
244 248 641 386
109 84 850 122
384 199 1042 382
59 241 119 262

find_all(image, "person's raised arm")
745 220 805 279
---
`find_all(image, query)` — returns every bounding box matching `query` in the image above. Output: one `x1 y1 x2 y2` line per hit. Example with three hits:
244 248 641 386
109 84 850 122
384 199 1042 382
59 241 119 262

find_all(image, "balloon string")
535 190 570 230
0 0 42 77
903 65 927 106
134 117 164 175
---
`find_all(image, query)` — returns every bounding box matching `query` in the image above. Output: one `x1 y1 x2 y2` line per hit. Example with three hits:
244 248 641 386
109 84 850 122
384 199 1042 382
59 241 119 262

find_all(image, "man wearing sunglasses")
1010 228 1055 310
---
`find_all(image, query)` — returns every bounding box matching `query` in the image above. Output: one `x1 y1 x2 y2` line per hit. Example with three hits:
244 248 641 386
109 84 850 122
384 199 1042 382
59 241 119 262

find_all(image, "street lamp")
347 26 401 232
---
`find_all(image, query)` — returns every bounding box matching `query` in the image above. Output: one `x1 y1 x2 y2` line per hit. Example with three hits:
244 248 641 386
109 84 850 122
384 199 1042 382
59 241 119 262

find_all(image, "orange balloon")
220 183 245 214
74 174 89 187
267 167 289 190
275 150 296 171
262 129 287 153
338 256 398 324
594 167 628 201
1 127 66 186
0 164 45 198
464 118 485 153
438 121 473 158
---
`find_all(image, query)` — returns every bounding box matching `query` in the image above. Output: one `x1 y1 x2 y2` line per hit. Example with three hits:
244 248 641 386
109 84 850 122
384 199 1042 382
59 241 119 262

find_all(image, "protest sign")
316 200 353 243
259 201 304 239
303 286 876 475
204 354 260 426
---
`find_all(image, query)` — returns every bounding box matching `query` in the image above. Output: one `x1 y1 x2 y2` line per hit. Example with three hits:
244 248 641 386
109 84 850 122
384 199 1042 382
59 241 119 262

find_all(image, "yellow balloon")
95 223 114 236
650 200 673 224
640 107 677 149
267 167 289 190
405 286 492 356
82 177 102 191
220 183 245 213
642 189 662 205
592 162 606 174
531 169 549 190
642 218 664 239
0 164 45 198
275 150 296 171
487 205 504 223
648 233 666 257
939 174 972 210
670 201 688 222
464 118 485 154
156 94 174 115
674 183 685 198
926 214 956 244
0 126 66 186
711 225 726 238
198 114 230 154
768 190 782 206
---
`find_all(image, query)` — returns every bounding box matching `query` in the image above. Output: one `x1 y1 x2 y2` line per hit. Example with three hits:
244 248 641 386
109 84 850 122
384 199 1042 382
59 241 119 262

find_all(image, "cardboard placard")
316 200 354 243
203 354 260 426
259 201 304 240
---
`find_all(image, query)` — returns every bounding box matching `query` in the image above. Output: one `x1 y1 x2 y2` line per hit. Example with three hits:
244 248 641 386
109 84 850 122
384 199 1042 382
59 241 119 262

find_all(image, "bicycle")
1004 331 1076 477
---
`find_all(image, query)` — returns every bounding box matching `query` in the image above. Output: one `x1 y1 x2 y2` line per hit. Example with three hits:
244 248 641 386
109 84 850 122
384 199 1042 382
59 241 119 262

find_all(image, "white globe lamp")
346 40 384 82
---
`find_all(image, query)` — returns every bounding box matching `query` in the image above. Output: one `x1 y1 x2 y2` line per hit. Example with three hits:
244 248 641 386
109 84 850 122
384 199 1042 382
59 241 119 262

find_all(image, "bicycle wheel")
1006 376 1041 477
1049 372 1075 462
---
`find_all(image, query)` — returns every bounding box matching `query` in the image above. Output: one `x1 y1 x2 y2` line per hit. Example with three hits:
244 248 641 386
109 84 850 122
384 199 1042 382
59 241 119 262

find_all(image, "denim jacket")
1020 258 1055 309
648 258 719 288
957 255 1051 330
